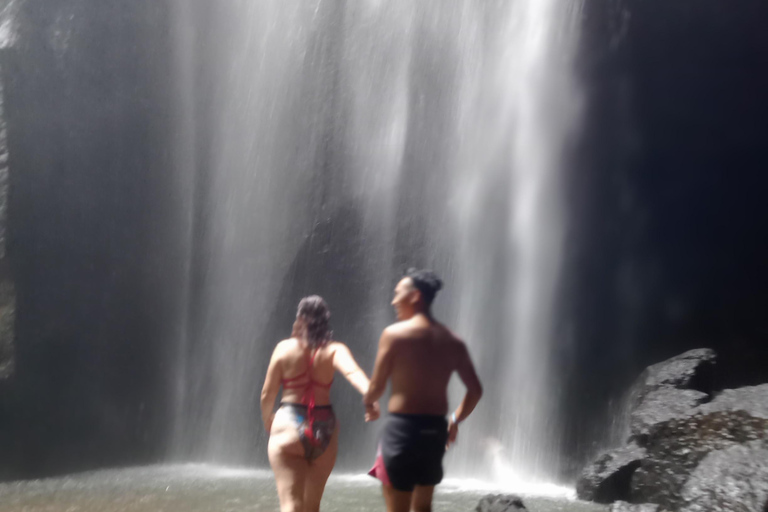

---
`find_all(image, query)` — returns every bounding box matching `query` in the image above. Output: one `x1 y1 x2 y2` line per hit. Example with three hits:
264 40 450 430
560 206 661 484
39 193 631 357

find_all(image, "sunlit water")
0 465 606 512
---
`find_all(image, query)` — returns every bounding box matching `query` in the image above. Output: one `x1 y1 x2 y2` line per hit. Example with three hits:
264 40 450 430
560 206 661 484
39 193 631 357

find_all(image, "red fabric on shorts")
368 444 391 486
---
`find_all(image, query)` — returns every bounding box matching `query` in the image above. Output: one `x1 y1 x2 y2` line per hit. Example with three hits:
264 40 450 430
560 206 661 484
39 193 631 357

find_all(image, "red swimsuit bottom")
280 348 335 461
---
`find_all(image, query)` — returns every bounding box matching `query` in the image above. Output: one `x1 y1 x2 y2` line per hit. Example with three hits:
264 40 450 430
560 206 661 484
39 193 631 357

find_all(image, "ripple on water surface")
0 465 606 512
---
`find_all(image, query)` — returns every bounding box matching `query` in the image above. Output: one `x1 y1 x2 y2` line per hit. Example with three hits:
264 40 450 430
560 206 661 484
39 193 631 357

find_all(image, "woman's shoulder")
275 337 299 354
326 340 349 354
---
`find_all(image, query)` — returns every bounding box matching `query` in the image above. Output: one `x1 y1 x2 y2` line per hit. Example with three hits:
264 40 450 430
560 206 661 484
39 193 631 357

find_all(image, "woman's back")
277 338 339 406
261 294 376 512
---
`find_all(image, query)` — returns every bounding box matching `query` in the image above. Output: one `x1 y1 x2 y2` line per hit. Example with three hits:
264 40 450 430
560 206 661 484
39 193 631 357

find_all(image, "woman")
261 295 378 512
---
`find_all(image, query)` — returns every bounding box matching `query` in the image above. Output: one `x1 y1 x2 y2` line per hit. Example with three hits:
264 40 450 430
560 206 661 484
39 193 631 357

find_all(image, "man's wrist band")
451 412 457 424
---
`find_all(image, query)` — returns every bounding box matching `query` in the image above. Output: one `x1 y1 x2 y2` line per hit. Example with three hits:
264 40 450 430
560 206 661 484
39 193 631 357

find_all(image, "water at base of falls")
0 465 604 512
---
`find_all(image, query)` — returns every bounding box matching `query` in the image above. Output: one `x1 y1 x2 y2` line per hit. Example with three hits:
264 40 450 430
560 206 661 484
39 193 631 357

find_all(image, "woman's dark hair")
293 295 332 348
405 268 443 307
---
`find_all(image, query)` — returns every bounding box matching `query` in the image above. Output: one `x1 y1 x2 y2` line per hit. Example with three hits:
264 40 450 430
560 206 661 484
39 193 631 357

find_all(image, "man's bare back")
382 316 470 415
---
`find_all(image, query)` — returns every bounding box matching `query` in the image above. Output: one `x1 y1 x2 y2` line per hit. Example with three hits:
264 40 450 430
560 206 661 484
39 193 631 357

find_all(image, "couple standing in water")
260 269 483 512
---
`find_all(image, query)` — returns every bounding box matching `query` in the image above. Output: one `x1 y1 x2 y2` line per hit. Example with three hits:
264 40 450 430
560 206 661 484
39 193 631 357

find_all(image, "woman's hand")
364 401 380 422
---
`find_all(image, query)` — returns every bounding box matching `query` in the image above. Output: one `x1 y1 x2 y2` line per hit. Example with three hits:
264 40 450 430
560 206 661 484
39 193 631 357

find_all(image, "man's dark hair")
405 268 443 307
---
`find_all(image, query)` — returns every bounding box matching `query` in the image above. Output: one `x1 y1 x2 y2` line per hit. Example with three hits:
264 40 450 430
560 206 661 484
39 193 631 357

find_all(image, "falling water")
447 0 583 485
172 0 583 486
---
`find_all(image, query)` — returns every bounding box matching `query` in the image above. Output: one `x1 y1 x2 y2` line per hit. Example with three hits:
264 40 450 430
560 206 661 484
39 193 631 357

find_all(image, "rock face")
679 440 768 512
579 349 768 510
0 72 14 382
475 494 526 512
577 444 646 503
631 384 768 509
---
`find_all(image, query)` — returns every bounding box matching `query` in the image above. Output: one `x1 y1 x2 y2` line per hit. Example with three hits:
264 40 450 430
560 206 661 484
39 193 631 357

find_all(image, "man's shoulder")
384 320 464 344
382 321 412 340
434 321 462 341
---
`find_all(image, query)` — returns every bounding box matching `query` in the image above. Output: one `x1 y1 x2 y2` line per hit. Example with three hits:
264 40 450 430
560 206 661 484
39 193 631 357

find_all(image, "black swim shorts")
368 413 448 492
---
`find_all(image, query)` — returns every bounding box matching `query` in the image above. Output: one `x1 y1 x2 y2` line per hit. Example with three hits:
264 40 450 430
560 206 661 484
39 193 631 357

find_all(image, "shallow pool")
0 465 606 512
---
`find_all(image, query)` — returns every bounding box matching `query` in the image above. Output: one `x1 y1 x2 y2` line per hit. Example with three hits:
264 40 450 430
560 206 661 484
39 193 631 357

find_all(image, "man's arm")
447 341 483 447
260 344 283 433
362 328 396 407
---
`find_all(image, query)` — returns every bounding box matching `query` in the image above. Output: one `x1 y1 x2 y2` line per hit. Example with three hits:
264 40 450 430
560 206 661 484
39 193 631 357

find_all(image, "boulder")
700 384 768 418
609 501 662 512
629 388 709 445
579 350 768 509
576 443 646 503
632 349 716 406
631 384 768 509
630 459 690 511
679 440 768 512
475 494 526 512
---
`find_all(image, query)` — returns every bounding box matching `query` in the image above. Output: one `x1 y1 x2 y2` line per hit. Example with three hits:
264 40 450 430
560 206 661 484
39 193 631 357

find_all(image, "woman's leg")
303 425 339 512
269 449 309 512
269 408 309 512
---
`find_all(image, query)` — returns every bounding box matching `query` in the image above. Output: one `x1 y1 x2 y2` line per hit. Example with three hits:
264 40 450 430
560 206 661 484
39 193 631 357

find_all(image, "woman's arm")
363 328 395 407
332 342 370 395
260 344 283 433
333 343 379 422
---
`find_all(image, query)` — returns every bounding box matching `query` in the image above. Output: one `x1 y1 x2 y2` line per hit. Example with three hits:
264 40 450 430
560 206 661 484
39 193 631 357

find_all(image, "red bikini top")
281 347 333 395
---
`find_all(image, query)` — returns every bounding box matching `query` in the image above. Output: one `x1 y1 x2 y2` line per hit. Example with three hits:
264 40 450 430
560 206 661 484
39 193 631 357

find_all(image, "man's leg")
411 485 435 512
382 484 412 512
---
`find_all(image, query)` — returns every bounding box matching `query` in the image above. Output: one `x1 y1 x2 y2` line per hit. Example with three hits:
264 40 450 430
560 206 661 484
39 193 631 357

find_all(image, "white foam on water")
441 475 574 500
134 465 575 499
332 470 575 500
329 472 378 484
168 463 273 480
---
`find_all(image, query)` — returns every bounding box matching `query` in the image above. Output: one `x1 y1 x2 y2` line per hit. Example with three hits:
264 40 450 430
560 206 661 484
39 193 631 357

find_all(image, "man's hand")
365 401 380 422
446 418 458 448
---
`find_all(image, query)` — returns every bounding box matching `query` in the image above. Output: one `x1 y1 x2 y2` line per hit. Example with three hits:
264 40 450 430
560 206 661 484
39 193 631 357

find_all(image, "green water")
0 465 606 512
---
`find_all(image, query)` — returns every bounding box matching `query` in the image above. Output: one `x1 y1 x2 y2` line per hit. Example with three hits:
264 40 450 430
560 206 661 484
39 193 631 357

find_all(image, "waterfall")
447 0 583 486
172 0 583 484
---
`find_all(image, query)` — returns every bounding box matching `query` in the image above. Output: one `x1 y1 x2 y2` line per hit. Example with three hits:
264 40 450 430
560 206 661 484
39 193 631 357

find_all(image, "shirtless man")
364 269 483 512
